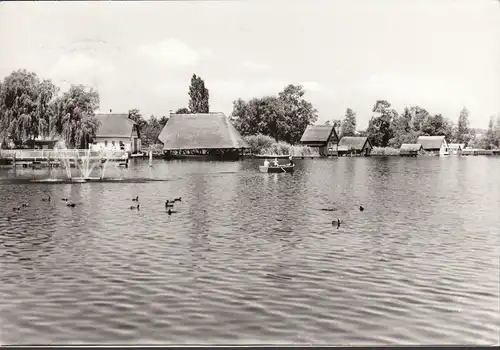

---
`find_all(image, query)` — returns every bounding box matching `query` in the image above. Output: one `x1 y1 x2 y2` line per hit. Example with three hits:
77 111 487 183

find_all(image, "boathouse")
416 135 448 156
92 113 142 154
337 136 373 156
399 143 423 157
158 112 248 159
448 143 465 156
299 124 339 156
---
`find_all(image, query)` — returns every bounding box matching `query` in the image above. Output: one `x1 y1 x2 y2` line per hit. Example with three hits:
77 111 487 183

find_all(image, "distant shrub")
244 134 276 155
244 134 318 156
371 147 400 156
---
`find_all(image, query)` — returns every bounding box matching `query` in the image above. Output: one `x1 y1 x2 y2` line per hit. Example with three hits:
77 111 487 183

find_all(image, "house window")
119 141 125 150
104 140 108 147
112 141 116 147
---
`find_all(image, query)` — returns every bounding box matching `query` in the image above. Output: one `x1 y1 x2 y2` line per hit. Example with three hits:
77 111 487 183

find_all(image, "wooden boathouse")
158 112 248 160
337 136 373 156
299 124 339 157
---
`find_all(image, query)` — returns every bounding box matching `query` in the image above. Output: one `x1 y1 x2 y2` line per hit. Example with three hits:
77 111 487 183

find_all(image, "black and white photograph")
0 0 499 346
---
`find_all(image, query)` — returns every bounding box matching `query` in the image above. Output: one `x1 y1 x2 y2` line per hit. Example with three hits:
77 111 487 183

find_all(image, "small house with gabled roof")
299 124 339 156
416 135 449 156
92 113 142 154
337 136 372 156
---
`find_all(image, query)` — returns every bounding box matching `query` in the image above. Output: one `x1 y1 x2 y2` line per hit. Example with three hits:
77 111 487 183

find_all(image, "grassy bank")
243 134 318 157
371 147 400 156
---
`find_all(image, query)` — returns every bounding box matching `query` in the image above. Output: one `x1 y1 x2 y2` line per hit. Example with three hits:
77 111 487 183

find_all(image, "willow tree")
50 84 100 148
0 69 58 146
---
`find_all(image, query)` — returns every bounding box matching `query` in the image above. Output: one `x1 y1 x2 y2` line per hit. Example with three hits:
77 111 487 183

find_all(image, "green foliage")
50 84 100 148
175 107 190 114
366 100 396 147
188 74 209 113
128 109 147 130
242 133 316 156
341 108 356 137
140 115 169 147
0 69 59 146
456 107 471 144
243 133 275 155
371 147 400 156
232 84 318 144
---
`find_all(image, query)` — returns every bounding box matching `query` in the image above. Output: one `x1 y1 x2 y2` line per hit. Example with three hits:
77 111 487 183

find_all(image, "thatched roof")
400 143 423 151
416 135 446 150
158 113 248 150
95 113 138 138
338 136 371 151
300 125 338 144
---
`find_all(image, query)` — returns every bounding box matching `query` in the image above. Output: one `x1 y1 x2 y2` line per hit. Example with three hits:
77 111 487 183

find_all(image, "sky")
0 0 499 129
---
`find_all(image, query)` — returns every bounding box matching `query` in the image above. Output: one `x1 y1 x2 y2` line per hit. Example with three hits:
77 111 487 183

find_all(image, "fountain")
57 149 128 182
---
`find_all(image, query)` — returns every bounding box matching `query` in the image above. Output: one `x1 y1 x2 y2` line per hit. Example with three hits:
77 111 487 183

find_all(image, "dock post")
149 150 152 167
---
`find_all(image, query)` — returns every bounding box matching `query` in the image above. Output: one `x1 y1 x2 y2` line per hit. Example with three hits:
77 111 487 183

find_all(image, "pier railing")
0 149 129 160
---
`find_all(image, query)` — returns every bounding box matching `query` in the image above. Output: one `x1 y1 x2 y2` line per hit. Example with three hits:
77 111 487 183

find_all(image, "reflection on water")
0 156 499 345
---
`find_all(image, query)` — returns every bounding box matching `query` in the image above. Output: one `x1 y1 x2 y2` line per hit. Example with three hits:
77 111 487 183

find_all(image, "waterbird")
130 204 140 210
12 206 21 211
21 203 29 207
132 196 139 201
359 205 364 212
62 197 68 201
67 203 76 207
332 218 340 229
165 200 174 208
42 196 51 202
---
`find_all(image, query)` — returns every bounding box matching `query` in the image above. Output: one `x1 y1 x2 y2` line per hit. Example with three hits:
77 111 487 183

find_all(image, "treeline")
328 100 500 149
0 69 100 148
231 84 318 144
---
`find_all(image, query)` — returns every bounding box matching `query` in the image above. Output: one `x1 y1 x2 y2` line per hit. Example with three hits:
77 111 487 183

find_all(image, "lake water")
0 156 499 345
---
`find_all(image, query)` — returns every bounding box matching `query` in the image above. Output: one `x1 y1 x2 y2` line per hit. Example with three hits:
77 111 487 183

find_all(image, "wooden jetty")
0 149 129 181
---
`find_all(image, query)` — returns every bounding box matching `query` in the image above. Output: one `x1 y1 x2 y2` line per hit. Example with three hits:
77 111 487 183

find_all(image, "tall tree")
50 84 100 148
128 109 147 130
421 114 453 139
0 69 57 146
277 84 318 143
495 115 500 148
484 116 496 149
366 100 396 147
388 106 415 148
340 108 357 137
457 106 471 144
232 84 318 144
188 74 209 113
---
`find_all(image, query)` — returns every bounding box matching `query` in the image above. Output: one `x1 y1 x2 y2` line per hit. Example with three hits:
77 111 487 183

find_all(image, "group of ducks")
11 195 76 213
128 196 182 215
331 205 364 229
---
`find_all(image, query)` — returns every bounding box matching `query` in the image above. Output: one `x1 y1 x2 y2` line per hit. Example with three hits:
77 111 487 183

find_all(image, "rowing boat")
258 164 295 173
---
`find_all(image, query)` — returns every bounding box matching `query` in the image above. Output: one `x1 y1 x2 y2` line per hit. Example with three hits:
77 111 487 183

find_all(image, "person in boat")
263 158 270 167
288 155 294 166
272 158 279 167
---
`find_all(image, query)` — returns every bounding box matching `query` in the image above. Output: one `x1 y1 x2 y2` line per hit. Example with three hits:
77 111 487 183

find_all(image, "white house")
416 135 449 156
91 113 141 154
447 143 465 156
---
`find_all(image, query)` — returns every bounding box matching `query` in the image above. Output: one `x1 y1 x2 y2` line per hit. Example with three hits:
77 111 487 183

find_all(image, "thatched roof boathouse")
416 135 448 156
337 136 372 156
399 143 423 157
299 125 339 156
158 113 248 160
